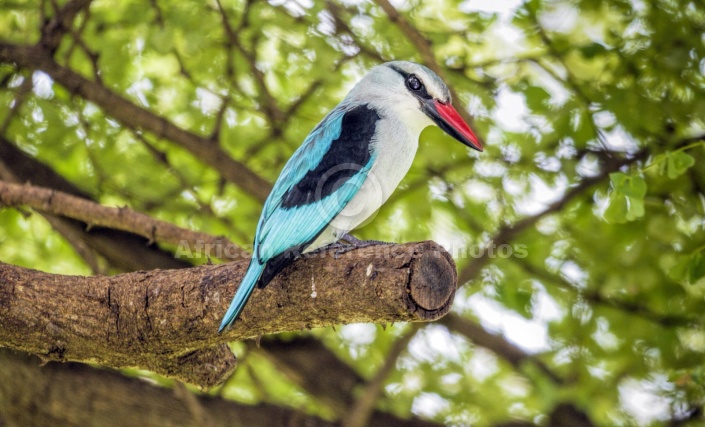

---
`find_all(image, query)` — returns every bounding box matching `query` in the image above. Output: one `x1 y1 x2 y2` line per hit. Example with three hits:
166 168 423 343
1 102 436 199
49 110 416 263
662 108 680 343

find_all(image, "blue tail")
219 258 265 332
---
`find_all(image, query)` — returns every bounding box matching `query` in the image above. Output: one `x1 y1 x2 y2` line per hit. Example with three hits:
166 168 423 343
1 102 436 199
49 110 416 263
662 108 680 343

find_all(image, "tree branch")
0 42 272 202
343 325 420 427
39 0 93 53
0 241 457 389
512 258 701 328
256 336 444 427
0 138 444 424
0 348 337 427
457 152 646 285
326 1 389 63
0 137 191 271
2 136 440 424
439 314 562 384
0 180 243 260
215 0 285 123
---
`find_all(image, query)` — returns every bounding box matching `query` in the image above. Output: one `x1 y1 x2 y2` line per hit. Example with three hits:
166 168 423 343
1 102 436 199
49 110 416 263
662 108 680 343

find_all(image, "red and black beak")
422 99 483 152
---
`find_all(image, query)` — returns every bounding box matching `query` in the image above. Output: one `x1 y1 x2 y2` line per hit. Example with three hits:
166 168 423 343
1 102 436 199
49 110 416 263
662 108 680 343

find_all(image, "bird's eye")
406 75 423 92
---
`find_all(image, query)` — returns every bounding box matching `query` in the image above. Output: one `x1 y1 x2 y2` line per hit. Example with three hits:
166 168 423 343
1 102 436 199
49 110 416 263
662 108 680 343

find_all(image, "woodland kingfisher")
219 61 482 331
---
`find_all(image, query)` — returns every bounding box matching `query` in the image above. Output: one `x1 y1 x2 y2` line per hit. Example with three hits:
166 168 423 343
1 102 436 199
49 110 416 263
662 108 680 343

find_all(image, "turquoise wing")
254 104 380 262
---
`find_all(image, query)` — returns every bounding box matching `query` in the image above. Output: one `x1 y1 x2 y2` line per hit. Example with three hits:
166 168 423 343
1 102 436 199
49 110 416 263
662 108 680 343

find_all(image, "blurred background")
1 0 705 425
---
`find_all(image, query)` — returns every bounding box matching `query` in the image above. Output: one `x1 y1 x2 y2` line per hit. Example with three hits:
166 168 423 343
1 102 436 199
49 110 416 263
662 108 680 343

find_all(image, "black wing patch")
280 104 380 209
256 244 306 289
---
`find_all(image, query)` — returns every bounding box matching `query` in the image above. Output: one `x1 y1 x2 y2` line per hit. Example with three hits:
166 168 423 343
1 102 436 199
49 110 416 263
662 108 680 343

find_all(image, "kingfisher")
219 61 482 331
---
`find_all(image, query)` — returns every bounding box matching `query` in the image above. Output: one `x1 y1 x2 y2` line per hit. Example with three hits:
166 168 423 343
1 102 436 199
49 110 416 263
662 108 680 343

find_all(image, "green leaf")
653 153 668 176
604 173 647 223
498 281 534 319
625 196 644 221
666 151 695 179
524 85 551 112
647 215 678 244
579 42 607 59
670 252 705 285
610 173 646 199
687 253 705 285
604 192 628 223
148 27 175 54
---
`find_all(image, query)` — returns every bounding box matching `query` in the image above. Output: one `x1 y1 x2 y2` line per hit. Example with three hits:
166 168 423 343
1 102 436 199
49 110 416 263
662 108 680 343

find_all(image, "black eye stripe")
389 65 433 100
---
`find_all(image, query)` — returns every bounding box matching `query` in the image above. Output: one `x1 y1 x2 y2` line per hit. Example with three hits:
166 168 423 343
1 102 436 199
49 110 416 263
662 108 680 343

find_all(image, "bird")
219 61 482 332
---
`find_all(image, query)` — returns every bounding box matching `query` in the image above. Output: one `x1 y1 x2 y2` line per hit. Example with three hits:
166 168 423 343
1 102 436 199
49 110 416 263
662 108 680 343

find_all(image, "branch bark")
0 136 444 427
0 241 457 389
0 137 191 271
39 0 93 53
1 139 447 426
0 348 336 427
0 180 243 260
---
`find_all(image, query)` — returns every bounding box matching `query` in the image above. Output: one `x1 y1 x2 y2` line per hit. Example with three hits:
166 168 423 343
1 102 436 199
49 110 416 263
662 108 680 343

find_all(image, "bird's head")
348 61 483 152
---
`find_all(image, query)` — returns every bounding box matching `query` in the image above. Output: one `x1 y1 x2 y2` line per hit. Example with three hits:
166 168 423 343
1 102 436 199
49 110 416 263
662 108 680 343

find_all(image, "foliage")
1 0 705 425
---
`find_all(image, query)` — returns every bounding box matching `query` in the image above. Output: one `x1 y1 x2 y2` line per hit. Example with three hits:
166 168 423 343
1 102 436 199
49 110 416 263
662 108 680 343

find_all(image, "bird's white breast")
305 106 428 252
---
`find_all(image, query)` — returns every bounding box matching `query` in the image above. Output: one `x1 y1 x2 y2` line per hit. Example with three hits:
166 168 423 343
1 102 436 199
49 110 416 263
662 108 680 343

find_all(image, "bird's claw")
333 245 357 259
331 234 391 259
341 233 390 247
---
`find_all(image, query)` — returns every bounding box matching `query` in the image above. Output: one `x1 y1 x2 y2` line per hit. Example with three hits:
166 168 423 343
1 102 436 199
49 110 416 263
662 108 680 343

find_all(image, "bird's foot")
331 234 391 258
308 241 345 254
340 233 390 246
309 234 391 258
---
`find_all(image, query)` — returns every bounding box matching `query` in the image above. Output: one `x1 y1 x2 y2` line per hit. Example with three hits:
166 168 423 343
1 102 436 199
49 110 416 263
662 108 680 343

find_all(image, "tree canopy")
1 0 705 426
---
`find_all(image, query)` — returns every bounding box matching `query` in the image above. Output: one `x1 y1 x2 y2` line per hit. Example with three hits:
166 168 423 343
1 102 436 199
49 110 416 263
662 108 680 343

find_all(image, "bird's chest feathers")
368 117 419 195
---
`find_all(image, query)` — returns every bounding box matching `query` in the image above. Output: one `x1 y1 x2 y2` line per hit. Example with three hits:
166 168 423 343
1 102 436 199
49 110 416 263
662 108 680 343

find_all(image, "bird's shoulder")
253 103 382 262
263 103 382 211
279 104 380 208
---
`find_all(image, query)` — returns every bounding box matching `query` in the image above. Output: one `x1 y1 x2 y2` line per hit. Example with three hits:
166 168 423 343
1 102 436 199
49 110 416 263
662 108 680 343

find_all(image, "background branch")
0 137 190 271
342 325 420 427
457 152 645 285
0 348 336 427
373 0 481 131
0 43 272 202
0 181 242 260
